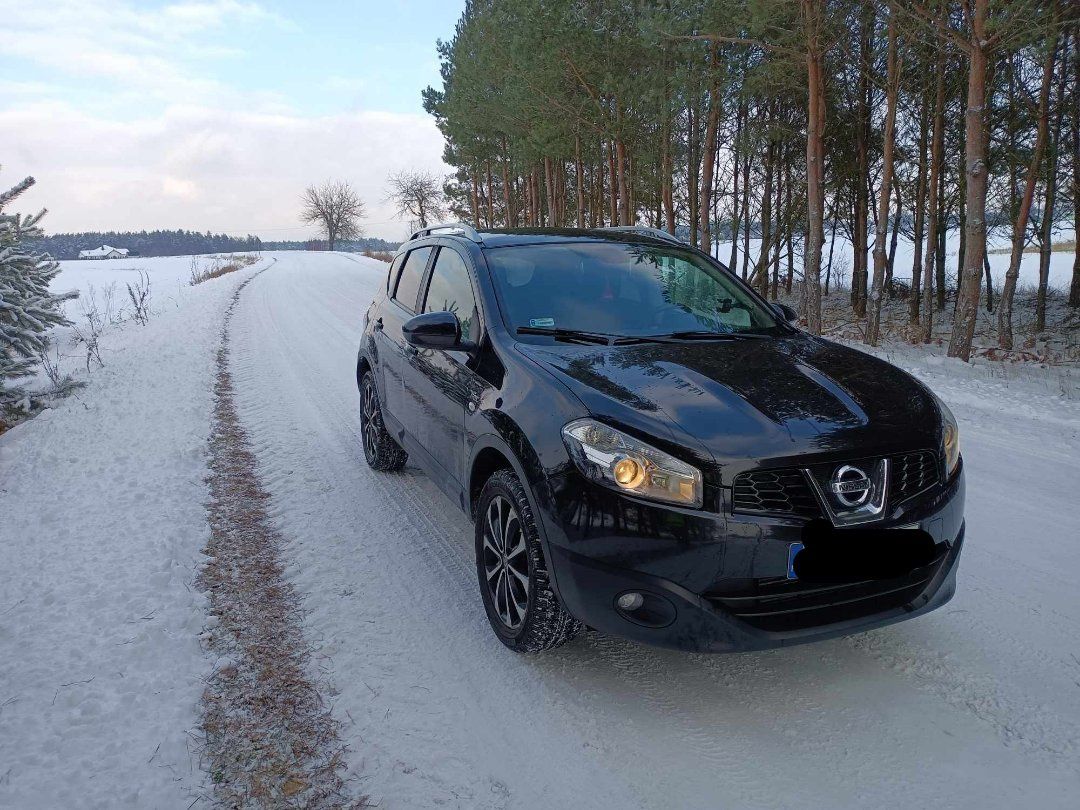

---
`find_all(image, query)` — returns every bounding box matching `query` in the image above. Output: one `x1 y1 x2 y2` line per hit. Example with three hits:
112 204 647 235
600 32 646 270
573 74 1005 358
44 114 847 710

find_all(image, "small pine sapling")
0 167 78 422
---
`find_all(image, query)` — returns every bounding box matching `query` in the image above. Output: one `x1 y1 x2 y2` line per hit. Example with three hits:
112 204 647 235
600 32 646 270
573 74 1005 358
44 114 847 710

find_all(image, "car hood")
516 335 940 470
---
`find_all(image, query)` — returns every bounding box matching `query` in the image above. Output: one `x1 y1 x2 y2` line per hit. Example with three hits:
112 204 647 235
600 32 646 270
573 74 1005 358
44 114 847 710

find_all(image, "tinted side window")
423 248 477 341
392 246 432 311
386 253 405 292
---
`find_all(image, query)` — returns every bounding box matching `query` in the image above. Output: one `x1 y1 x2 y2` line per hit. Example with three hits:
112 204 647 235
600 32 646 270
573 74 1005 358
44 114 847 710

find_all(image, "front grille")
890 450 940 504
705 552 946 632
731 469 822 520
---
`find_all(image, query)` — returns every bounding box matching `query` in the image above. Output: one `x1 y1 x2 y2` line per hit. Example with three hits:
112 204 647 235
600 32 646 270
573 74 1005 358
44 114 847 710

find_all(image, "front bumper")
541 465 965 653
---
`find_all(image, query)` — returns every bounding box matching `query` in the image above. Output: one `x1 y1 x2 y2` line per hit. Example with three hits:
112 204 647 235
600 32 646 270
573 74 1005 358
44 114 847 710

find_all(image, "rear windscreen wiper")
515 326 616 345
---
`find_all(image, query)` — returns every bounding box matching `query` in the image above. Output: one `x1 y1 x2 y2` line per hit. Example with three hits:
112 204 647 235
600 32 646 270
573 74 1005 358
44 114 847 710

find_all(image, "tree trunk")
770 153 783 300
887 175 902 288
910 91 929 324
852 4 874 317
785 158 794 294
500 141 514 228
741 142 752 279
984 255 994 312
948 0 992 362
867 8 899 346
802 0 826 334
661 117 675 234
997 18 1058 349
533 167 542 227
700 43 722 251
753 130 776 298
729 98 743 270
575 136 586 229
1072 31 1080 307
921 53 946 344
607 141 618 226
688 101 699 248
485 161 495 228
470 172 481 229
1036 36 1068 332
616 140 631 225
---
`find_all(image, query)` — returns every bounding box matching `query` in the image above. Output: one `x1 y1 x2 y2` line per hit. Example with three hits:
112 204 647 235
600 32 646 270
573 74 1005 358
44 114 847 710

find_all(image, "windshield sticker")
529 317 556 328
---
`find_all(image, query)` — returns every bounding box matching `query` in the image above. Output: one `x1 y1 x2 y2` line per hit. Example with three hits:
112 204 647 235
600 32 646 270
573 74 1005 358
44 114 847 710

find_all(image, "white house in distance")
78 245 129 260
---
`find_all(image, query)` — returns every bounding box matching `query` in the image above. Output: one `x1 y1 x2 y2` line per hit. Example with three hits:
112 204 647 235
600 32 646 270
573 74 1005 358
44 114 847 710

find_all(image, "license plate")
787 542 805 580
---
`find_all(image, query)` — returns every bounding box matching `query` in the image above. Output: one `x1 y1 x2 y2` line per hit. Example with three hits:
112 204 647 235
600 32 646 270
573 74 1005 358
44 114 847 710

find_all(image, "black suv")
357 224 965 653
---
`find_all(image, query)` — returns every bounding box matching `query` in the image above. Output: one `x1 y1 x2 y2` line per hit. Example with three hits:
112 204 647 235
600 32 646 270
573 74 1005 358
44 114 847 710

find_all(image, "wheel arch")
356 350 372 389
468 430 569 607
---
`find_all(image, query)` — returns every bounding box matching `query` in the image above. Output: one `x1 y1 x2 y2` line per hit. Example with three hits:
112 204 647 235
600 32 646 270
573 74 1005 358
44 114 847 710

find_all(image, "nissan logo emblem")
829 464 872 507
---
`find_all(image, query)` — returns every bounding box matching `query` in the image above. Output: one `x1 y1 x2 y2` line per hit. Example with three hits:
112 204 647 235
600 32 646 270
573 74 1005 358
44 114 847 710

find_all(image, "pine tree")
0 168 76 420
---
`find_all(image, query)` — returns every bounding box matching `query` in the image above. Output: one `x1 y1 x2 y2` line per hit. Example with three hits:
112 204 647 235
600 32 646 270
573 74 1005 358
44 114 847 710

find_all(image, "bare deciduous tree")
300 180 365 250
387 170 445 230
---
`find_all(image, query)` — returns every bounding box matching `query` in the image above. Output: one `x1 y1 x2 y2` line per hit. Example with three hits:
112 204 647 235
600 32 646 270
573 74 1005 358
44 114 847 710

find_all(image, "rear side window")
423 248 478 342
386 253 405 292
393 246 433 311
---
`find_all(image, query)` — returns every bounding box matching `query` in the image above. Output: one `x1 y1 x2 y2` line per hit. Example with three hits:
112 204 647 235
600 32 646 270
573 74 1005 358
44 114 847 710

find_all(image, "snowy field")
712 226 1076 291
50 253 259 322
1 250 1078 808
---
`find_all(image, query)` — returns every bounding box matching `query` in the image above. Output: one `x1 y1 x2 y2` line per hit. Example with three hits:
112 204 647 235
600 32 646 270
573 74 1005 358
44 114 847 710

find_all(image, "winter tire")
475 469 581 652
360 370 408 471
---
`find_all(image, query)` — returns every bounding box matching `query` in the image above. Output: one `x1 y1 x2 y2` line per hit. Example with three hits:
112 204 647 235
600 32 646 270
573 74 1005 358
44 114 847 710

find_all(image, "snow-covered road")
225 252 1080 809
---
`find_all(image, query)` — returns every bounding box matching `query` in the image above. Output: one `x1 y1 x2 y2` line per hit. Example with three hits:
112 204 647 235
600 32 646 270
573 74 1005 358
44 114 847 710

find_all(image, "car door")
402 244 482 489
377 244 434 439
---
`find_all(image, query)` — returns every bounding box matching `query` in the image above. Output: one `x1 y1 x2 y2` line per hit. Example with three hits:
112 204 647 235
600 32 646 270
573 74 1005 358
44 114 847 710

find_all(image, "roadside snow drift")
0 259 263 808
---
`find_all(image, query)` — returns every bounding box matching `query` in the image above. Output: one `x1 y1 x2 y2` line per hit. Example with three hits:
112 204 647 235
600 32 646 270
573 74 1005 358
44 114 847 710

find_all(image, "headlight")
562 418 703 508
937 396 960 477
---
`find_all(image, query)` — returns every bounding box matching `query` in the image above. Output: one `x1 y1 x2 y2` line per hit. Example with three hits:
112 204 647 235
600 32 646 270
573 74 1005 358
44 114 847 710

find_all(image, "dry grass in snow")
197 274 364 808
191 254 261 286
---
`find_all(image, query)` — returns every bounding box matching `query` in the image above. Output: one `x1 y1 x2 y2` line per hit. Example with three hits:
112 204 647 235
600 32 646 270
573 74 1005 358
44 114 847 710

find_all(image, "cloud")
0 103 449 241
0 0 291 109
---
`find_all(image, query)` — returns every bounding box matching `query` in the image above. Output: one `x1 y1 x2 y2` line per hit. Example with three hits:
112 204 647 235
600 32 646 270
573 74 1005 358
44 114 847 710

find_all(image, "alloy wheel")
361 377 380 460
482 495 530 630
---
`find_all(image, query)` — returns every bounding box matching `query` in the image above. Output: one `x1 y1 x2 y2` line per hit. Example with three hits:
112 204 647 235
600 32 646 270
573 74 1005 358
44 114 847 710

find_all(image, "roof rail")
599 225 685 245
408 221 483 243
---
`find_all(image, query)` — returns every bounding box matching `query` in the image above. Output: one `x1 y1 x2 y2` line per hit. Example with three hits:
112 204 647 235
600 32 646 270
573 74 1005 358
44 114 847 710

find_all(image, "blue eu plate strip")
787 542 805 580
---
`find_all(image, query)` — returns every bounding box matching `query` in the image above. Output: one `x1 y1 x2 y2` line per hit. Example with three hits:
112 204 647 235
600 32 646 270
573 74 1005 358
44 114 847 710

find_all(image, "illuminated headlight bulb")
612 456 645 489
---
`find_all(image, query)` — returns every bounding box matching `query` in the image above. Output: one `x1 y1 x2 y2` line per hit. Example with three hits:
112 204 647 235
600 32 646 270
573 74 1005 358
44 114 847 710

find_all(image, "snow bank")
0 260 264 808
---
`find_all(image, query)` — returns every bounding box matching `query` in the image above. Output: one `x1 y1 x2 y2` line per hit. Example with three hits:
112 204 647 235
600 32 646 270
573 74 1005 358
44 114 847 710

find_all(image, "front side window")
424 248 477 341
393 246 433 311
484 242 779 338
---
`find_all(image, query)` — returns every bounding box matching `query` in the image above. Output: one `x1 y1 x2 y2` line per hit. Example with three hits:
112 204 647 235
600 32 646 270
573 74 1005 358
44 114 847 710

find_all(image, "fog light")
616 591 645 612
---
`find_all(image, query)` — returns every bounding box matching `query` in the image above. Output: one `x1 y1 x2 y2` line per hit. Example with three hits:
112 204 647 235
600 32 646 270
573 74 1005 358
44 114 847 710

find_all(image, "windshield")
484 242 780 339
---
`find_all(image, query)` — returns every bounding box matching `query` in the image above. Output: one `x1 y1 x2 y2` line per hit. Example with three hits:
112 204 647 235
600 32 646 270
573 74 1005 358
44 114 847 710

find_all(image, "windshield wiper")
515 326 616 345
613 330 769 344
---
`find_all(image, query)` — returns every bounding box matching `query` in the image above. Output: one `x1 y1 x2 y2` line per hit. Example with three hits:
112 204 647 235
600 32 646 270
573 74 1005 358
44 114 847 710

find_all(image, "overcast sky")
0 0 463 241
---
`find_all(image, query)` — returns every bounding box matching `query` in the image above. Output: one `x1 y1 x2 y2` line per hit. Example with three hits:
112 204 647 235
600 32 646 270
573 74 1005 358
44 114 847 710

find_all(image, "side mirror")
403 311 462 349
772 303 799 324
